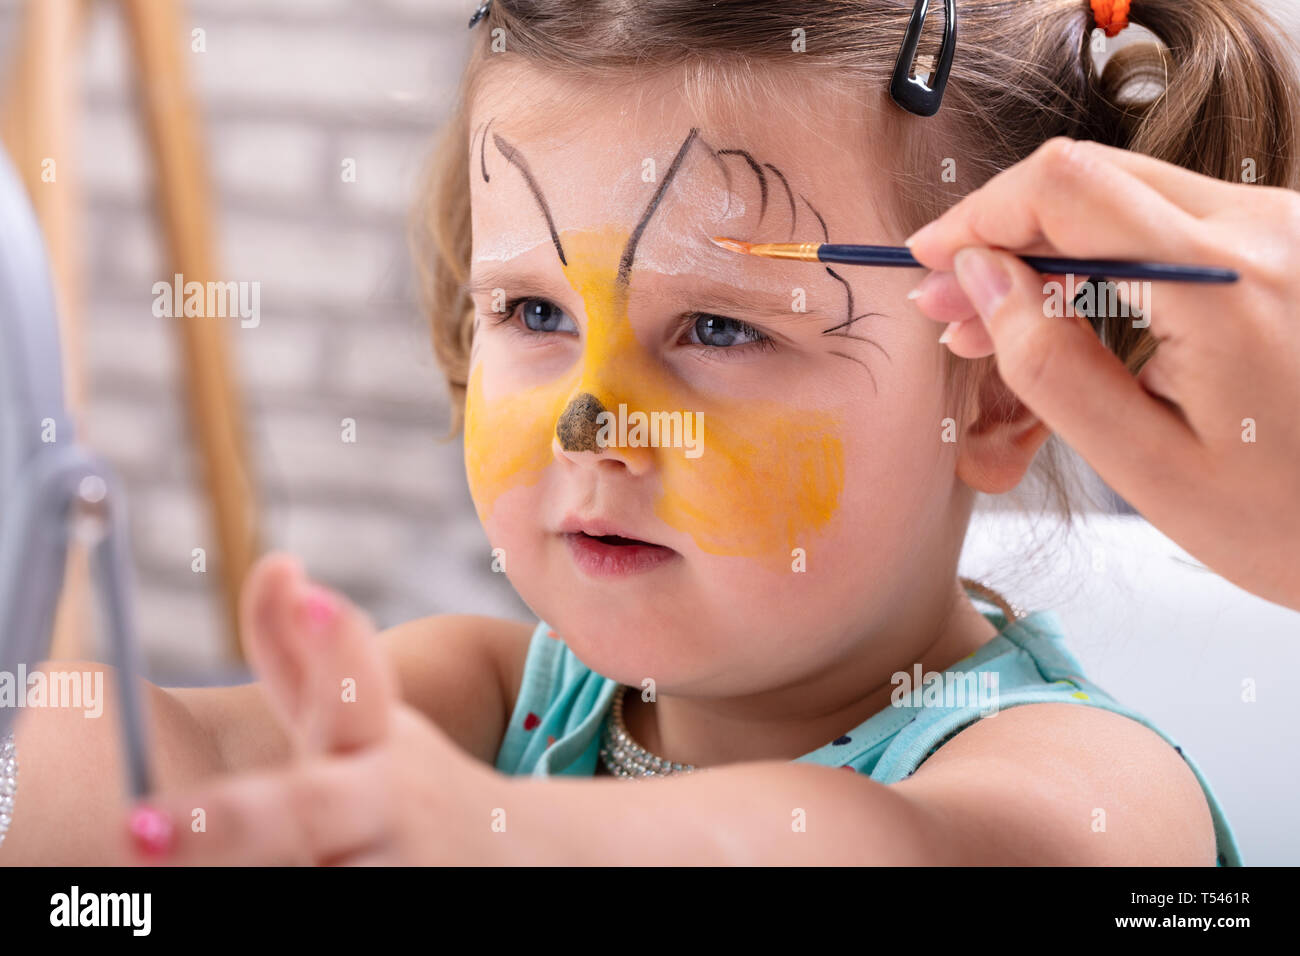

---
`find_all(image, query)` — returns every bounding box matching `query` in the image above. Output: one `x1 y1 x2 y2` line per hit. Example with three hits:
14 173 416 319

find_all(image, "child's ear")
954 366 1053 494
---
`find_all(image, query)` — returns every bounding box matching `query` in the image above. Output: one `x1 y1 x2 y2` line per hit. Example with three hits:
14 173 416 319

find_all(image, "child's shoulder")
400 616 575 736
382 612 535 729
494 617 548 718
905 604 1238 865
898 698 1220 865
382 612 534 674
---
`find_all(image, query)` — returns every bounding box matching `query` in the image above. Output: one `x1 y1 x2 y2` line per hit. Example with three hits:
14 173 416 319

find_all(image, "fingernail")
904 221 936 249
953 248 1012 319
938 320 966 345
906 271 941 303
302 585 340 629
128 805 174 858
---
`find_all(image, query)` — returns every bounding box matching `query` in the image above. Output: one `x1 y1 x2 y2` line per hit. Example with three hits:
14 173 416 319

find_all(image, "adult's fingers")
908 270 979 324
912 269 1077 333
1025 139 1240 217
907 139 1215 274
911 254 1247 357
950 246 1199 488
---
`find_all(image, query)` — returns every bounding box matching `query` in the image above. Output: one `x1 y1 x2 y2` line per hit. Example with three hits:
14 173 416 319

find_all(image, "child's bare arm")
502 701 1218 865
174 613 533 772
0 613 531 865
0 664 223 865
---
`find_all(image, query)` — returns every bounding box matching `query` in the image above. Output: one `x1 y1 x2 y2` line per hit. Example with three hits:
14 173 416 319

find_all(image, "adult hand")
907 137 1300 611
124 553 527 865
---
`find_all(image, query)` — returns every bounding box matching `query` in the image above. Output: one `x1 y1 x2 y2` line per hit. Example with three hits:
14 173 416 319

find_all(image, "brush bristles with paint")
710 237 1240 284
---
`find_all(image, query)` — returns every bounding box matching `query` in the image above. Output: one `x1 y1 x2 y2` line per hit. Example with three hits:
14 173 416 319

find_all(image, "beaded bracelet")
0 730 16 850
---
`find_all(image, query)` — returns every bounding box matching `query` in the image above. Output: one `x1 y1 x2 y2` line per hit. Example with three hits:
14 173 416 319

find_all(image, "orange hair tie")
1090 0 1132 38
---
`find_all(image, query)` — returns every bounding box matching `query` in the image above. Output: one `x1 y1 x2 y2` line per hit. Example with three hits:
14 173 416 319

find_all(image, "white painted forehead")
470 127 821 296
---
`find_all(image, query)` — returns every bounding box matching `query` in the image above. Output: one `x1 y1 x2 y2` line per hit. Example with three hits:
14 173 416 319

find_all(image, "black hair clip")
468 0 492 30
890 0 957 117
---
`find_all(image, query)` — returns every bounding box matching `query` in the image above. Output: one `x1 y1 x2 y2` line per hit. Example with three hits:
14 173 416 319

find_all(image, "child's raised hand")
123 552 512 865
237 552 395 755
906 137 1300 611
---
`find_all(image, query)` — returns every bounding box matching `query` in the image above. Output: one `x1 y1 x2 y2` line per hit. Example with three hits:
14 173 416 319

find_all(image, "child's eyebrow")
466 263 834 326
657 276 834 324
464 262 556 298
471 123 892 392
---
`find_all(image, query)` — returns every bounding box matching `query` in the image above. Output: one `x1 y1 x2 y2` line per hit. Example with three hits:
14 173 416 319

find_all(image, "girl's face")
465 63 970 695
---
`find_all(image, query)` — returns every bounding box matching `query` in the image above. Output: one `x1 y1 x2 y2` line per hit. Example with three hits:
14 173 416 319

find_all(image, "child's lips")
556 516 672 551
556 514 680 578
562 531 679 577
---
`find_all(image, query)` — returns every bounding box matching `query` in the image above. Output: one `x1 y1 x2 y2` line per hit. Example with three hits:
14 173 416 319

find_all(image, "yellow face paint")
464 226 846 570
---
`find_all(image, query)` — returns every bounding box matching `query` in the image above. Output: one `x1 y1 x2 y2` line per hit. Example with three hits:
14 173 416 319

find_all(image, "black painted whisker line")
479 117 494 183
823 305 893 358
823 311 889 335
718 149 768 223
763 163 797 241
825 266 855 331
618 127 700 285
492 132 568 267
801 193 830 244
829 350 879 395
823 268 892 363
827 330 891 362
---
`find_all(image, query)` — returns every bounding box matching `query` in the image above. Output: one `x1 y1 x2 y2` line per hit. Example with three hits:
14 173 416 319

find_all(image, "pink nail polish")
128 805 174 858
302 585 339 628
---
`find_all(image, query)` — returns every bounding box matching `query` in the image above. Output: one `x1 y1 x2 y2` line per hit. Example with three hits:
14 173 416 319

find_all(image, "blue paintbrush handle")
817 243 1239 283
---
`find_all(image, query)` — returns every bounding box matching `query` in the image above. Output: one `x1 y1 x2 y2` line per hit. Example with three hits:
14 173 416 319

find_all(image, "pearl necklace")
596 579 1022 780
599 684 702 778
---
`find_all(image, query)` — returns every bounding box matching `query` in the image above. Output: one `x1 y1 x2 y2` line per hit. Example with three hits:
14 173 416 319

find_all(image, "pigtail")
1087 0 1300 188
1046 0 1299 379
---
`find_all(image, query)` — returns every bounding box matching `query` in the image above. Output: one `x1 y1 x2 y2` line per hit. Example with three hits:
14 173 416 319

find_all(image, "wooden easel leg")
120 0 258 662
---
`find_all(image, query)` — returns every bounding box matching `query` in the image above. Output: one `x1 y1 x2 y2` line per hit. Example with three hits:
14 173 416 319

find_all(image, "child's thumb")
291 581 397 755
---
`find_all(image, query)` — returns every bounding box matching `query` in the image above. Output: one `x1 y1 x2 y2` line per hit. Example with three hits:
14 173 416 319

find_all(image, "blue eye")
686 313 775 353
517 298 576 333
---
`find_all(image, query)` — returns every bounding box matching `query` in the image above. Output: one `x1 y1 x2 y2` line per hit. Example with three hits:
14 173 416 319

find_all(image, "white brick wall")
0 0 527 680
209 120 331 205
333 127 441 215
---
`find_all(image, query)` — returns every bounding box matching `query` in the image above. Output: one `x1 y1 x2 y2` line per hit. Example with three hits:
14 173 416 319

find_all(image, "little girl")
417 0 1300 863
4 0 1297 865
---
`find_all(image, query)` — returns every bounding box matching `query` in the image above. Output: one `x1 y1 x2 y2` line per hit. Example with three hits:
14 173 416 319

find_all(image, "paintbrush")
710 237 1240 284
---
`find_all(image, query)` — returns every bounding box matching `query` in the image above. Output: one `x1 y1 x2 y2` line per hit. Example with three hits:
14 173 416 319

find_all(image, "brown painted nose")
556 392 607 453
